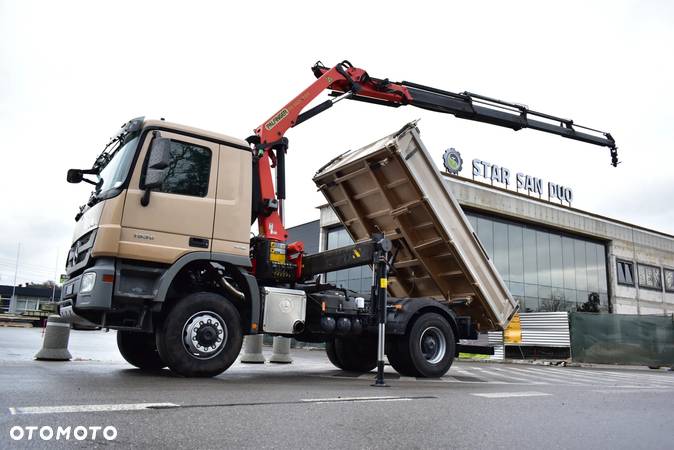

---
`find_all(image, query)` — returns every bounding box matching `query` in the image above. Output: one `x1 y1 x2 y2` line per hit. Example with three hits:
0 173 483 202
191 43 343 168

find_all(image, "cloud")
1 1 673 284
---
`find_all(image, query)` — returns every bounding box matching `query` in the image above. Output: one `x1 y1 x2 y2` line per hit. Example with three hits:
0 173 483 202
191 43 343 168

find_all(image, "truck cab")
61 118 264 375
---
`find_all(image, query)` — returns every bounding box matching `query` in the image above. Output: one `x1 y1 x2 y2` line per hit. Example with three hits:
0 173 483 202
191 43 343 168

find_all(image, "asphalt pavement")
1 327 673 449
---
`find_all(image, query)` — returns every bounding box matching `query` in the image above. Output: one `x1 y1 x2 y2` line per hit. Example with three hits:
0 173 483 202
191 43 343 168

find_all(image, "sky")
1 0 673 285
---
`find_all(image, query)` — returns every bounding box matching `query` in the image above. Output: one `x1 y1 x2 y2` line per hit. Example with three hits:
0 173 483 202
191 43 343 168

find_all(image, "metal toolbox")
262 287 307 334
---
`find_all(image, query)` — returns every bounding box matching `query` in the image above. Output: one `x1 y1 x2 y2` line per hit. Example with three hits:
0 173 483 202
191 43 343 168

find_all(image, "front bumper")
59 258 115 322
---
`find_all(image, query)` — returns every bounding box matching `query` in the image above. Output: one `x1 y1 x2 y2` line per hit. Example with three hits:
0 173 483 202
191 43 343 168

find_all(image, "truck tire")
386 338 417 377
156 292 243 377
117 330 166 371
325 337 377 372
388 312 455 378
325 339 344 370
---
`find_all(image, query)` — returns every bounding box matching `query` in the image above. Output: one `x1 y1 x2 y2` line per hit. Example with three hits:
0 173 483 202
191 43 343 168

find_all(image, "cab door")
119 131 219 264
212 144 252 258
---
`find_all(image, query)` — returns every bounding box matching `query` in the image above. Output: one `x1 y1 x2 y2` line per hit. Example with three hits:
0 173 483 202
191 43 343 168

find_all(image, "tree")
24 280 56 289
539 293 567 312
577 292 601 313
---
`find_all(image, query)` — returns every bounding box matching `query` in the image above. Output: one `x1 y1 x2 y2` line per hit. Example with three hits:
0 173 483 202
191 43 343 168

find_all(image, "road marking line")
45 322 71 328
548 368 631 381
591 388 674 394
568 370 674 388
300 396 400 402
541 368 608 385
507 367 584 385
312 398 412 405
9 403 179 415
473 366 548 384
594 370 674 384
472 391 552 398
300 395 433 405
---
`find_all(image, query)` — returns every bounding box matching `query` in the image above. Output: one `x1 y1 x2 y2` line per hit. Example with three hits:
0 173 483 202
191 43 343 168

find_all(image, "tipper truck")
60 60 618 378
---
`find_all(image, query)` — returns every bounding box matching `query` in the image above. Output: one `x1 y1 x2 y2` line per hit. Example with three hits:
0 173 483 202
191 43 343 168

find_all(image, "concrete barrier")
269 336 292 364
35 315 72 361
240 334 265 363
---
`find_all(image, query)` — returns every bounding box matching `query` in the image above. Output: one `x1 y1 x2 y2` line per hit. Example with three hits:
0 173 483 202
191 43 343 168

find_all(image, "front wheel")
387 313 455 378
156 292 243 377
117 330 165 371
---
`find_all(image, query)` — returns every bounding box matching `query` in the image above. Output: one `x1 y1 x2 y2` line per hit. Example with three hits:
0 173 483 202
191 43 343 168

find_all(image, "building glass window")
637 264 662 291
493 221 509 281
508 224 524 284
549 234 564 289
467 211 609 313
325 227 372 295
616 260 634 286
664 269 674 293
146 140 212 197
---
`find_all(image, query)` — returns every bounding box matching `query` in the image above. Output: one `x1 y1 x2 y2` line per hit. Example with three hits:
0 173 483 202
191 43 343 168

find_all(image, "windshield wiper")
75 203 87 222
93 132 127 173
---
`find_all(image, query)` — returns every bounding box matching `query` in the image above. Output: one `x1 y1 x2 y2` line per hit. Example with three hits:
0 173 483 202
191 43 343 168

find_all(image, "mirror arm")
140 188 152 207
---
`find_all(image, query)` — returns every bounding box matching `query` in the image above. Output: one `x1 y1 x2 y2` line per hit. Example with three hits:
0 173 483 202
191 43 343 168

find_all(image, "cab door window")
145 140 212 197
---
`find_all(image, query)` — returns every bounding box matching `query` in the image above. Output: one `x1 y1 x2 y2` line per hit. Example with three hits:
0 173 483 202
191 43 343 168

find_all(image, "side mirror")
141 135 171 206
67 169 83 184
144 168 166 189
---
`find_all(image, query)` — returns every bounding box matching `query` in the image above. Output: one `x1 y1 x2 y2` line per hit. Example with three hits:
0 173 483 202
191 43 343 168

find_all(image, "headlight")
80 272 96 293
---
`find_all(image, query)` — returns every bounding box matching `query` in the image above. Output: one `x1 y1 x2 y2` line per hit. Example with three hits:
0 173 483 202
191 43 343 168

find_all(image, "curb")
458 357 673 371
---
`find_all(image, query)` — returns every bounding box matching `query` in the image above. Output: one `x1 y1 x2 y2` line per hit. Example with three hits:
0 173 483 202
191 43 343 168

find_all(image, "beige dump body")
313 122 518 331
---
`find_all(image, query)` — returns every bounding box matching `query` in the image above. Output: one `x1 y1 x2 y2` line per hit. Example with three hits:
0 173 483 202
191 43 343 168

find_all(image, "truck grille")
66 229 97 275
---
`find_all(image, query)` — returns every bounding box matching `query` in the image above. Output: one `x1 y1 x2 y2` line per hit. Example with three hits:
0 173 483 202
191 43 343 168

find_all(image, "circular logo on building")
443 148 463 174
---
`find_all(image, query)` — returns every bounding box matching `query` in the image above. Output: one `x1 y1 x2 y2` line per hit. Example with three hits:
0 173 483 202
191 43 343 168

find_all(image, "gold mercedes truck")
60 118 518 378
59 61 617 378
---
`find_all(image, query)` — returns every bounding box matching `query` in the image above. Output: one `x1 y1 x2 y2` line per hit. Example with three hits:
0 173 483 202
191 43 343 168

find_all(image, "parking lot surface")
1 327 673 449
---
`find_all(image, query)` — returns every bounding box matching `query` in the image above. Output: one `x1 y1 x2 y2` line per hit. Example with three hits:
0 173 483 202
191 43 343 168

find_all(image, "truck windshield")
97 132 140 195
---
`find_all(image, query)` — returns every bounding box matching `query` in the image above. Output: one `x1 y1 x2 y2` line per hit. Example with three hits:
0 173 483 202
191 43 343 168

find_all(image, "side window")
616 260 634 286
151 140 212 197
665 269 674 293
637 263 662 291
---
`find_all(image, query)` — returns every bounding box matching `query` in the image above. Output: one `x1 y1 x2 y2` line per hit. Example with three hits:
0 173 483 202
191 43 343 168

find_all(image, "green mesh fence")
569 312 674 366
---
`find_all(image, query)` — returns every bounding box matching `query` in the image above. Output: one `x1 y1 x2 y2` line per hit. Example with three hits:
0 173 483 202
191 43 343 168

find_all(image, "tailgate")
313 122 518 331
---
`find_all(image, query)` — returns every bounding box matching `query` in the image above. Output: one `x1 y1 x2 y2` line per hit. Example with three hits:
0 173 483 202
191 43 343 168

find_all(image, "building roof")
440 172 674 240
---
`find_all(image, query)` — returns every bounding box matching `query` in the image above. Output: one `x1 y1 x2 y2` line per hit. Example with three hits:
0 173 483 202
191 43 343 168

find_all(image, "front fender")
387 298 460 340
155 252 259 334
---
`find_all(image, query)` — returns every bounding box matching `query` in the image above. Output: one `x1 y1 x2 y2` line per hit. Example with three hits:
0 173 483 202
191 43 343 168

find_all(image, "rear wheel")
325 337 377 372
116 330 165 371
156 292 243 377
387 313 455 378
325 339 344 370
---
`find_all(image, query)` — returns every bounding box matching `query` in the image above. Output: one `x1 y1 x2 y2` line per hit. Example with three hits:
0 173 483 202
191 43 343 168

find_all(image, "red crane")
247 60 617 280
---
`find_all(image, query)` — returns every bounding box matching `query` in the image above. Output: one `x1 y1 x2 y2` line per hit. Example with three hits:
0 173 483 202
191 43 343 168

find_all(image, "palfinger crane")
247 60 618 245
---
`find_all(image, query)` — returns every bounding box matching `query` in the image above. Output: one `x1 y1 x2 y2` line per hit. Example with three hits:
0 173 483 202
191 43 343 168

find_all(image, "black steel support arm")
402 82 618 166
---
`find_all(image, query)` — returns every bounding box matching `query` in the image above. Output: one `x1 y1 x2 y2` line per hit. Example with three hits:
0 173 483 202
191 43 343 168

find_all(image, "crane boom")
249 60 618 242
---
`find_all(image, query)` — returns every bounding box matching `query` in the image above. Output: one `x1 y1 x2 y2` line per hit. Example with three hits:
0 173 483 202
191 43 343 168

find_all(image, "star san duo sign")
442 149 574 206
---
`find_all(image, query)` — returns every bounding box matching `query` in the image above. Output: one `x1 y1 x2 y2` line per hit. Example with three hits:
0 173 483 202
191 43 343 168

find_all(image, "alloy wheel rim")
420 326 446 364
182 311 228 360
